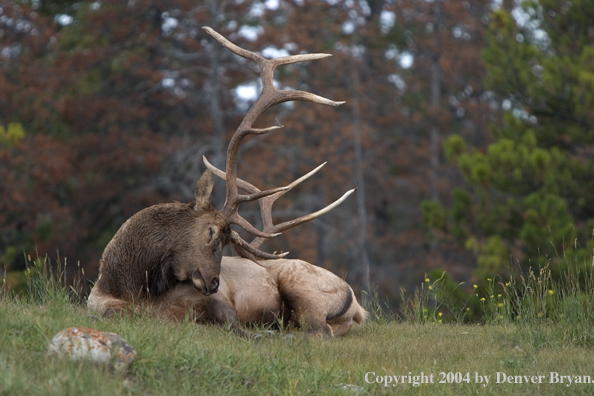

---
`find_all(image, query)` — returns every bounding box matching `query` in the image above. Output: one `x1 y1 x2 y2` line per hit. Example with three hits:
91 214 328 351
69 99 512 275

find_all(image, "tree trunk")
206 0 227 207
351 64 370 297
429 0 442 203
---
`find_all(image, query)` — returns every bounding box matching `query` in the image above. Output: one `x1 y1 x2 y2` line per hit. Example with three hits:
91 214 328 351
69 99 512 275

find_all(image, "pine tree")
435 0 594 280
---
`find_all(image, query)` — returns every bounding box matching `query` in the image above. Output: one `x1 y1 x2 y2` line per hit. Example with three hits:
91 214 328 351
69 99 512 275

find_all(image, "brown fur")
89 256 367 337
88 171 231 315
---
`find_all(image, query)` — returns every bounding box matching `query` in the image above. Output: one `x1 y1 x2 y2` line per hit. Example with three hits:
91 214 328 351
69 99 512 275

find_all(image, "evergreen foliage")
430 0 594 281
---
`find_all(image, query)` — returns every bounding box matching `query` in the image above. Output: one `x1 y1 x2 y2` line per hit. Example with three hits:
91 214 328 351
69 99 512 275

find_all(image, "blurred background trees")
1 0 588 310
434 0 594 286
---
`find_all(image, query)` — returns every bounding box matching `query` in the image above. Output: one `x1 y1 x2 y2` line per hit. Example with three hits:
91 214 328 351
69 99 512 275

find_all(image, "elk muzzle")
191 270 219 295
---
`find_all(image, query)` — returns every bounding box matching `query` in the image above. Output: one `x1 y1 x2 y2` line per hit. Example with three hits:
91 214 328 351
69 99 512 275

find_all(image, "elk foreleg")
157 285 249 337
202 298 246 336
199 298 276 338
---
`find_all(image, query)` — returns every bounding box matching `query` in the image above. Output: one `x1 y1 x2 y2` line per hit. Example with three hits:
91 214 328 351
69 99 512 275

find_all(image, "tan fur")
89 256 367 337
249 257 368 336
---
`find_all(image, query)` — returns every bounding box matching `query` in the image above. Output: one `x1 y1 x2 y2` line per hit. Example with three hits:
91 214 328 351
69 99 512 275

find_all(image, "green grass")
3 257 594 395
3 297 594 396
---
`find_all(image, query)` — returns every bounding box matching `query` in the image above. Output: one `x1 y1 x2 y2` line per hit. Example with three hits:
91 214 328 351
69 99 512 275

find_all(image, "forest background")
1 0 592 314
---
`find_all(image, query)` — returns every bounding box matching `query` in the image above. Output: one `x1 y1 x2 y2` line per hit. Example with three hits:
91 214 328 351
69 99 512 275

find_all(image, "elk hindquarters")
278 288 334 337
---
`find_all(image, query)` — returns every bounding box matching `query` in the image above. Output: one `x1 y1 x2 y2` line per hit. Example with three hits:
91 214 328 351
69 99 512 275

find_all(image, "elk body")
157 257 367 337
88 27 365 336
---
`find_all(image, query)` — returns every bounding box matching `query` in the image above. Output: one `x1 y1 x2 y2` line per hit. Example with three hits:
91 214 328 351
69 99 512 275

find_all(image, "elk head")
96 169 230 299
182 169 227 295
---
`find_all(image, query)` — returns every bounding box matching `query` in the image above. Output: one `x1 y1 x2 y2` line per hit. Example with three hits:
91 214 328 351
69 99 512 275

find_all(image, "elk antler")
204 156 355 257
202 26 345 258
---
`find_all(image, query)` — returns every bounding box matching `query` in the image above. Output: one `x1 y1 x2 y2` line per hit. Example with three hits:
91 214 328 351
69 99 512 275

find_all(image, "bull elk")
88 27 366 337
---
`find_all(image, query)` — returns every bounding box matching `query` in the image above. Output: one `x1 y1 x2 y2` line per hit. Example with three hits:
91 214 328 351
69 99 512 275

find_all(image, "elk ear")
194 170 214 211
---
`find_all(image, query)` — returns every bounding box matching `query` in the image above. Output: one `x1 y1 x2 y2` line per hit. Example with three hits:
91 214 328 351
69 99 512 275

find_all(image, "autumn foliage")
0 0 534 304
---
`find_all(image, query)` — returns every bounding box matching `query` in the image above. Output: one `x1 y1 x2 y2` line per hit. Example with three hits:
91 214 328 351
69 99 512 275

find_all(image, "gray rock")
47 327 136 371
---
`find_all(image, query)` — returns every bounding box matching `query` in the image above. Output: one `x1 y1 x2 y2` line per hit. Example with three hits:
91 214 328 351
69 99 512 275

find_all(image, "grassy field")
3 299 594 396
2 261 594 396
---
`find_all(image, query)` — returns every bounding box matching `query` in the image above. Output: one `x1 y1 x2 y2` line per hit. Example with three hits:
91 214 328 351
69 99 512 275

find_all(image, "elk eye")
208 227 215 242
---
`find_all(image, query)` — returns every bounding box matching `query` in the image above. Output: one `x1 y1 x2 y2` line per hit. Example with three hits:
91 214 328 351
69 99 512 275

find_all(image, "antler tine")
203 156 354 251
204 156 290 259
230 231 289 260
203 156 260 194
202 27 263 64
250 188 356 249
202 26 345 236
204 155 325 196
